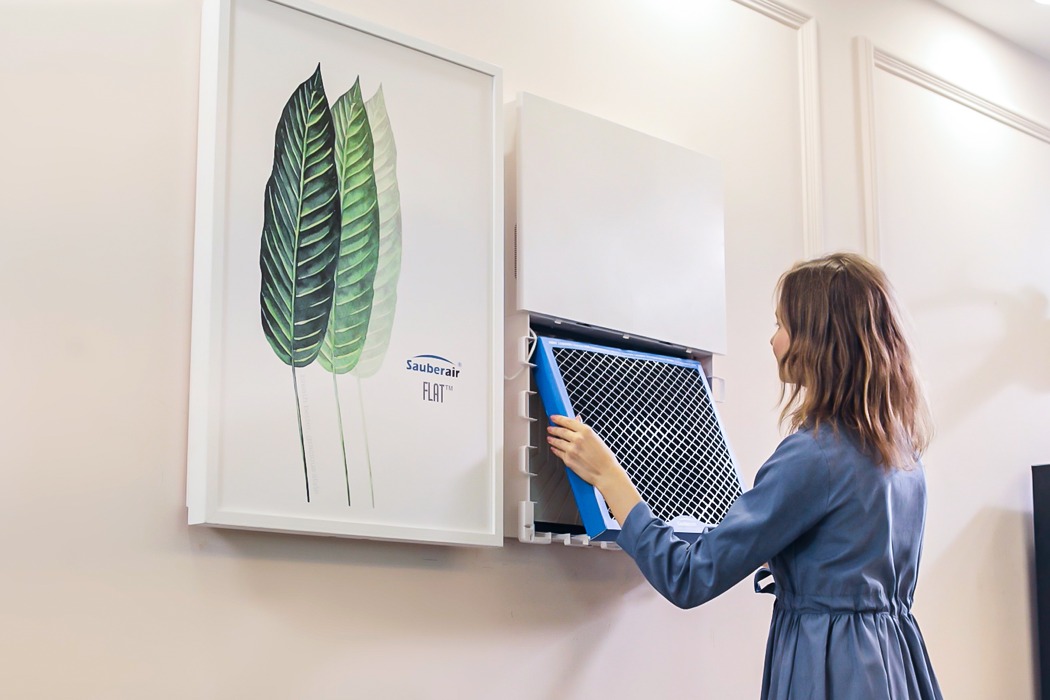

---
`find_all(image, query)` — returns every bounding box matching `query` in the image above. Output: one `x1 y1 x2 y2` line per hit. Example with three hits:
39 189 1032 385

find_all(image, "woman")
547 253 942 699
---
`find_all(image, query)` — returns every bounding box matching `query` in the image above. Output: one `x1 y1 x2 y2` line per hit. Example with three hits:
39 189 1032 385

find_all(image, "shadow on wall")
187 522 645 637
922 503 1039 699
912 285 1050 436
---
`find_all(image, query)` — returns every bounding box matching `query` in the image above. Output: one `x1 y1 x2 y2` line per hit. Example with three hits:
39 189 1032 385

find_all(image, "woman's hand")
546 415 619 488
547 415 642 525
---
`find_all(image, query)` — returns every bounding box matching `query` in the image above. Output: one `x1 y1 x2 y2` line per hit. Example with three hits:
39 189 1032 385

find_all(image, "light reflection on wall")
925 32 1001 94
920 34 1011 154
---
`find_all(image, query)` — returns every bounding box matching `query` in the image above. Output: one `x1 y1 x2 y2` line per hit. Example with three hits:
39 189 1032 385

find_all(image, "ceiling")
931 0 1050 62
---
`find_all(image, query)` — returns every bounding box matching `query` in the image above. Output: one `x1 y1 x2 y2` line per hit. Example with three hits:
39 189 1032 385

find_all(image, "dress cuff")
616 501 655 553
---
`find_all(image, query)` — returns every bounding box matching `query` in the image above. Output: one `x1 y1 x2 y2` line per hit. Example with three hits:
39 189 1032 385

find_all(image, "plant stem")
332 373 351 506
357 377 375 507
291 366 310 503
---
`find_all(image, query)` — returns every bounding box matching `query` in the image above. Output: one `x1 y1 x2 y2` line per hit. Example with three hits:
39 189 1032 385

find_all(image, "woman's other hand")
547 415 642 525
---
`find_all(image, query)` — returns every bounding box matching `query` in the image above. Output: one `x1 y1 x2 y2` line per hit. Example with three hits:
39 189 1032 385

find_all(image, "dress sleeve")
616 430 830 609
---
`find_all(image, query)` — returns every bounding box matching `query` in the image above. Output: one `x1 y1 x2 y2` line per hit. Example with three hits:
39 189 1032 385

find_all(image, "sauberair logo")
406 354 460 403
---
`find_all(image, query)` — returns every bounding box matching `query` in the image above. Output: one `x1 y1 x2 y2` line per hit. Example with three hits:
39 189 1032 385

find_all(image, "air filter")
533 336 741 542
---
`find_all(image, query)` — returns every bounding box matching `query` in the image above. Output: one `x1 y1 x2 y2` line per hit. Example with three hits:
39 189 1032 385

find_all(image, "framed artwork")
186 0 503 545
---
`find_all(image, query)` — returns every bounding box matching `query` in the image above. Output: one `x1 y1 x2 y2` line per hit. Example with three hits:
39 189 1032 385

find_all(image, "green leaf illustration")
259 64 341 502
352 85 403 379
318 77 381 375
260 64 340 368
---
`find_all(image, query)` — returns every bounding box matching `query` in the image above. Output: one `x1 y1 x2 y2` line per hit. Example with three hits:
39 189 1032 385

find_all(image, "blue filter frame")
533 336 742 543
533 337 618 540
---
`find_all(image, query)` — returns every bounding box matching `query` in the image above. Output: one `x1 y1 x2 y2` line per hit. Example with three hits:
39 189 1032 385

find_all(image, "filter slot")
527 387 585 535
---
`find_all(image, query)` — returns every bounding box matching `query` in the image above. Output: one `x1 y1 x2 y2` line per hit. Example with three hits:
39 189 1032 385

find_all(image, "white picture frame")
187 0 503 546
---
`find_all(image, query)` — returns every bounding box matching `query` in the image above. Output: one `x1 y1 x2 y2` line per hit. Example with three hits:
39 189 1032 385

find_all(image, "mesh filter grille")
551 345 741 525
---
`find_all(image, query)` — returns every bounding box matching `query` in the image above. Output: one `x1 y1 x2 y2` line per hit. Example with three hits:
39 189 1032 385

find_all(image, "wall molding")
855 36 1050 261
854 38 881 261
731 0 809 29
733 0 824 258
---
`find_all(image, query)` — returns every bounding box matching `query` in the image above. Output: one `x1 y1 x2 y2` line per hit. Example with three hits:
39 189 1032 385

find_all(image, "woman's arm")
549 416 831 608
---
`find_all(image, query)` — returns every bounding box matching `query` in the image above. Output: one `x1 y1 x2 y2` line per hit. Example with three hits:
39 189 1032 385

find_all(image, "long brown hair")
775 253 932 469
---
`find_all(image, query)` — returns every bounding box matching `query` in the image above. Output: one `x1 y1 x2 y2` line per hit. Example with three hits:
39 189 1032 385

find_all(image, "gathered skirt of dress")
762 597 942 700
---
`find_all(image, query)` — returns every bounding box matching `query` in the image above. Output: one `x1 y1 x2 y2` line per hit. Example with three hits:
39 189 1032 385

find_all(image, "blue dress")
616 428 942 700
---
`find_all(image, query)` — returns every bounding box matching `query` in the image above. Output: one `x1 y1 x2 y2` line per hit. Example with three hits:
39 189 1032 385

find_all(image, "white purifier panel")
516 92 727 354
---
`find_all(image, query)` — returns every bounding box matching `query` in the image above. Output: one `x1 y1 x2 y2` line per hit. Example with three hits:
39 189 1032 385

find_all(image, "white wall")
874 65 1050 699
2 0 1048 698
